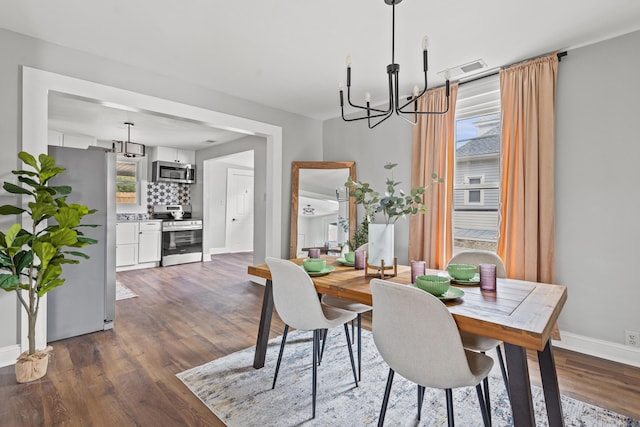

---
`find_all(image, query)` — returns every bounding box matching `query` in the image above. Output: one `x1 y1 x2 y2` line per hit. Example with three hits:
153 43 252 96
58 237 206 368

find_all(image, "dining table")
247 256 568 427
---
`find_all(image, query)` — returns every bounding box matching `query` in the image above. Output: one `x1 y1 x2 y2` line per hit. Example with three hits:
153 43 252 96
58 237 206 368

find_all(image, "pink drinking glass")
479 263 497 292
411 260 426 283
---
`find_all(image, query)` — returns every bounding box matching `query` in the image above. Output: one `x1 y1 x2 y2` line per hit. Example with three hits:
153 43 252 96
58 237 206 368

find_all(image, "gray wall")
323 116 414 265
555 30 640 345
324 30 640 348
0 28 322 351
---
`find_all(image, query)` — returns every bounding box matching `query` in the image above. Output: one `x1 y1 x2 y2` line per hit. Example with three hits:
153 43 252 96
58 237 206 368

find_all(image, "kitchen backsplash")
146 182 191 212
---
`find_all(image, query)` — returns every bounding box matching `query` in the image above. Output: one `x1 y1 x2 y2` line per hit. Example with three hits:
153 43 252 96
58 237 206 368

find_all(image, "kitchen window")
453 74 501 252
116 160 138 204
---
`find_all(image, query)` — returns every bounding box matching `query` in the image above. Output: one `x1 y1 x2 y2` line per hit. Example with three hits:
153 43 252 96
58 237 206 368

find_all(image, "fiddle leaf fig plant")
0 151 97 356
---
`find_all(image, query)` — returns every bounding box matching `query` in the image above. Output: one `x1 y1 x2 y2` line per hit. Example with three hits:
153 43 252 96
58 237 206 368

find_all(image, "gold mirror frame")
290 161 356 258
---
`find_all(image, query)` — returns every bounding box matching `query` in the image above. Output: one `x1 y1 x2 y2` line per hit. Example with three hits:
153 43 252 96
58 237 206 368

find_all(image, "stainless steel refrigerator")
47 146 116 341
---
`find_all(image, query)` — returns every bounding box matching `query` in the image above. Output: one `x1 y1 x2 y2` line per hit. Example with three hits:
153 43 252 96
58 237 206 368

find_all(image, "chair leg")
417 385 425 420
483 377 492 427
318 328 328 365
272 324 289 389
495 344 511 402
377 368 395 427
312 329 319 419
445 389 455 427
343 323 358 387
351 319 355 344
476 383 491 427
357 313 362 381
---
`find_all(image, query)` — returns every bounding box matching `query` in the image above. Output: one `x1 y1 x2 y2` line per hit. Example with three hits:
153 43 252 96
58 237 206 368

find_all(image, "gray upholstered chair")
265 257 359 418
322 241 372 380
371 279 493 426
448 250 510 403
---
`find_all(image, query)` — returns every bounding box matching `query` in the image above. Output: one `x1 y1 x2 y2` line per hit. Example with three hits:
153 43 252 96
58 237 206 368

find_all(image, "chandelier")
339 0 450 129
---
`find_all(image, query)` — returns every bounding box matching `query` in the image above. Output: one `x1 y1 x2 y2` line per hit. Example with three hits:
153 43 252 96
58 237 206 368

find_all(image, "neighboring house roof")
457 134 500 158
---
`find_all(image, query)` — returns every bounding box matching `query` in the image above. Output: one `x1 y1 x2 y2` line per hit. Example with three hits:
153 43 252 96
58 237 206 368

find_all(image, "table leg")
538 340 565 427
504 343 536 426
253 279 273 369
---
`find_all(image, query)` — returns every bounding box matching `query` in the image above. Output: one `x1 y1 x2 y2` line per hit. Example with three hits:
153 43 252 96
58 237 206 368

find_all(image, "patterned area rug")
177 328 639 427
115 280 138 300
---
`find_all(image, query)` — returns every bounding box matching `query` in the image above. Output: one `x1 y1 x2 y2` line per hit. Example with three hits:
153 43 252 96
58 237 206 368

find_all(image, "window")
464 176 484 205
116 161 138 204
453 74 501 253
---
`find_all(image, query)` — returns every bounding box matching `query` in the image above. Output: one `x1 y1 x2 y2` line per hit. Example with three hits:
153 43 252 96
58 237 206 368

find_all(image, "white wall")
323 30 640 365
0 28 322 365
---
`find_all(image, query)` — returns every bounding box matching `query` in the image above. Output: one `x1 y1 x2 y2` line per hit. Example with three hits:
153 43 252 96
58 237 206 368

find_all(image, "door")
225 168 254 252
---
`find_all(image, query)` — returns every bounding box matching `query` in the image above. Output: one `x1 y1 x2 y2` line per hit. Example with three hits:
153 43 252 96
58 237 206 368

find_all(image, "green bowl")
344 252 355 263
415 275 450 296
302 258 326 272
447 264 477 280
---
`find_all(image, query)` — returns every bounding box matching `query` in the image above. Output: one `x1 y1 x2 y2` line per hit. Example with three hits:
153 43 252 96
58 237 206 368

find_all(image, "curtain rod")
459 51 567 87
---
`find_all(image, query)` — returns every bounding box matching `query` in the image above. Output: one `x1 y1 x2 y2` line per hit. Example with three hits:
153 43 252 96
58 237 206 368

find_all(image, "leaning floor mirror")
290 161 356 258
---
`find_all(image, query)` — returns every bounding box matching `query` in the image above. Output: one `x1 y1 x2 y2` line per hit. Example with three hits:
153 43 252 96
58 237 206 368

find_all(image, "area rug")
177 328 639 427
115 280 138 300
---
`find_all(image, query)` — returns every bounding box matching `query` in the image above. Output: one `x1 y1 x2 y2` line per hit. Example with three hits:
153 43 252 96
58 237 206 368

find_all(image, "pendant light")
339 0 450 129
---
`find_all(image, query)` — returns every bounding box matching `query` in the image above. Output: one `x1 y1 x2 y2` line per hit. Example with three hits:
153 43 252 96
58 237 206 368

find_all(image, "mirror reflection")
290 162 356 258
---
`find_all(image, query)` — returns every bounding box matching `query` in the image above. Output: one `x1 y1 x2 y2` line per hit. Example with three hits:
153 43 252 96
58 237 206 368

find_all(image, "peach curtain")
498 54 558 284
409 83 458 269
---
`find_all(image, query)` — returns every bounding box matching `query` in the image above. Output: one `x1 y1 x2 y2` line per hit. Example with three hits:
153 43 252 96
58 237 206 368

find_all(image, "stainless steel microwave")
152 161 196 184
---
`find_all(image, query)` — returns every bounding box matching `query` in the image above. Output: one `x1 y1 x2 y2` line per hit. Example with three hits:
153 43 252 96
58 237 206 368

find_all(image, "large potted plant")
0 152 96 383
345 163 441 266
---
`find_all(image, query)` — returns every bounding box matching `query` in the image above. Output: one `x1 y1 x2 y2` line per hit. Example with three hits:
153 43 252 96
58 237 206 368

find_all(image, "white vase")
367 223 394 267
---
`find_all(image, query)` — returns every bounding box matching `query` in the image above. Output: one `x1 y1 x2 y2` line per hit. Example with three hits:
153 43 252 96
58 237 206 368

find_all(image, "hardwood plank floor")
1 252 639 426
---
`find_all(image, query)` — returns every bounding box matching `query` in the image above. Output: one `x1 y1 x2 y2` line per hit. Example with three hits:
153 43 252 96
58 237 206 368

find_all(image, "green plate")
411 284 464 301
300 265 335 276
438 286 465 301
451 273 480 286
336 257 355 266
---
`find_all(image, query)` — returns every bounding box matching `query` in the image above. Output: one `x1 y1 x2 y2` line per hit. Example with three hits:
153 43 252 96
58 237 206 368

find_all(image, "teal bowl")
415 275 450 296
302 258 326 272
447 264 477 280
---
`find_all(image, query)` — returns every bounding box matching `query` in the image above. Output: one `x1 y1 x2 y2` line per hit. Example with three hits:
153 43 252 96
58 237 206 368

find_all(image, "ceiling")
3 0 640 144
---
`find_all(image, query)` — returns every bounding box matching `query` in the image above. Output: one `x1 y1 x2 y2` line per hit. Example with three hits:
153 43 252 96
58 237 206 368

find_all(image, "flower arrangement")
345 162 442 226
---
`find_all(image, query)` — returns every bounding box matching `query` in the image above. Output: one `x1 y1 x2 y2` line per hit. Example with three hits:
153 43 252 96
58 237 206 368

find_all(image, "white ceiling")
3 0 640 145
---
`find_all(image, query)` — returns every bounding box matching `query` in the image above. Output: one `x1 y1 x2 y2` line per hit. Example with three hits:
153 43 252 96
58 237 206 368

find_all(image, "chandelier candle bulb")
365 92 371 102
413 85 419 97
422 36 429 50
346 55 351 66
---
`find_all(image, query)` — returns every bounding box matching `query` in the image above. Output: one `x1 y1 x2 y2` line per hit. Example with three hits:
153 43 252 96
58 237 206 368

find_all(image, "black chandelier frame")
339 0 450 129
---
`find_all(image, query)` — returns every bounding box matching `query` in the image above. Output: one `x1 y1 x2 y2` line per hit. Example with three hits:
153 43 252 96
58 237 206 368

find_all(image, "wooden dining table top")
248 256 567 352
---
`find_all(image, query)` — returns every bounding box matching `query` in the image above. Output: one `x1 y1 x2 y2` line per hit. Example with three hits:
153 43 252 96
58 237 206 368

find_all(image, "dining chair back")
371 279 492 426
449 250 506 278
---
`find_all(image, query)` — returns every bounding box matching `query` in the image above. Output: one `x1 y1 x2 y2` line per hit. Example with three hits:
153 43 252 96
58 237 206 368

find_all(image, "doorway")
22 67 283 351
203 150 255 257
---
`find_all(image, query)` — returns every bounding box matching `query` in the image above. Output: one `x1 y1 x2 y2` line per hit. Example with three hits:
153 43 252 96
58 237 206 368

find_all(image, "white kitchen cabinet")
153 146 195 164
116 222 139 267
138 221 162 263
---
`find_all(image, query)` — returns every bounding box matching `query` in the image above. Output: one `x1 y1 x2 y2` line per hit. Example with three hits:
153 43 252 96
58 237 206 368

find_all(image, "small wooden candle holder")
365 256 398 279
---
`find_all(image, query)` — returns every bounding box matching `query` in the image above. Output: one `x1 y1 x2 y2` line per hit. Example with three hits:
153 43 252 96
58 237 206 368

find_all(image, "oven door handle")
163 226 202 232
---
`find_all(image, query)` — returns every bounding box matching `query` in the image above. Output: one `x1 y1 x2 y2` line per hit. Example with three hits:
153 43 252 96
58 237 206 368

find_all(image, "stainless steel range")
152 205 203 266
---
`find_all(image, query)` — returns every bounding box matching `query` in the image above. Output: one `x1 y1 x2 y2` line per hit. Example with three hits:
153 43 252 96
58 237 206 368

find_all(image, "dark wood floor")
1 252 639 426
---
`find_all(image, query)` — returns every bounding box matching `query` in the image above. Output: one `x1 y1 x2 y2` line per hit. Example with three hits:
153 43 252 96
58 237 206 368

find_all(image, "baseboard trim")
553 331 640 368
0 344 21 368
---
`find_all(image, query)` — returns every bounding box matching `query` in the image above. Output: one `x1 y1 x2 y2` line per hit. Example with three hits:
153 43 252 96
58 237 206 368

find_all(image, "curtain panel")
498 53 558 284
409 83 458 269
